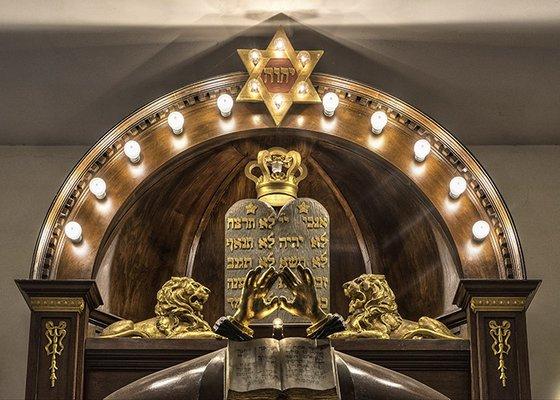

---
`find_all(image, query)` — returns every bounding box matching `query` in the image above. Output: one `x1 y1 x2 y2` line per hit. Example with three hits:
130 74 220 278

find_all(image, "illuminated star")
245 202 258 215
297 201 310 214
237 28 323 125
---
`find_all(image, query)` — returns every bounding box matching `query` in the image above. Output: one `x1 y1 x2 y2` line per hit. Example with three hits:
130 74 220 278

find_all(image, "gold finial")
245 147 307 207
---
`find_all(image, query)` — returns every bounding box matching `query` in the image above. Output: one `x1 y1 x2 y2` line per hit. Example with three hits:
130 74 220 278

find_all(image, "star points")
237 28 323 125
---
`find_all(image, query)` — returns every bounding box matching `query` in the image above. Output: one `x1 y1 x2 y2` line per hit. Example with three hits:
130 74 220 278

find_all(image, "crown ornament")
244 147 308 207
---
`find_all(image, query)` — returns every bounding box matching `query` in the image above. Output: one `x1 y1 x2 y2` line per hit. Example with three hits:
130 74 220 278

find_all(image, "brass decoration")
100 277 221 338
225 148 329 323
237 28 323 125
489 320 512 387
30 297 84 313
244 147 307 207
44 320 67 387
470 296 526 313
330 274 458 339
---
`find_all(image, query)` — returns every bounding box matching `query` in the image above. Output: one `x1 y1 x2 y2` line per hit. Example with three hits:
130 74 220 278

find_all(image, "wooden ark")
17 72 540 400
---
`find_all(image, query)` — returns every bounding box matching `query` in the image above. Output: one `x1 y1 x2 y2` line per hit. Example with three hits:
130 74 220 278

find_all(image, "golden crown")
245 147 308 207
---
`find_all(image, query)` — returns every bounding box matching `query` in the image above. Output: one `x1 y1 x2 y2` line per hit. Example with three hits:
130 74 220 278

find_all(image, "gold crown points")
245 147 307 207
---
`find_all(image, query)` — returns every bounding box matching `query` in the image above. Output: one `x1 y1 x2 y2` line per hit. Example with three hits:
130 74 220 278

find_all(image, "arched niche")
30 73 525 325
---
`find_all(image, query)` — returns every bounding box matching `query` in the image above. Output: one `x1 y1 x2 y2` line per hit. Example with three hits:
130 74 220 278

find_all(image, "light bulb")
167 111 184 134
217 94 234 117
250 79 259 93
449 176 467 199
414 139 431 162
89 177 106 199
124 140 141 163
370 111 388 134
272 318 283 329
249 49 260 65
298 51 310 67
472 220 490 241
273 94 283 110
322 92 339 117
298 82 308 95
64 221 82 243
274 38 285 51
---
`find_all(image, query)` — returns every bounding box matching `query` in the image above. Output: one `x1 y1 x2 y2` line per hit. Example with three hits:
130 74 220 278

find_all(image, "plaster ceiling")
0 1 559 145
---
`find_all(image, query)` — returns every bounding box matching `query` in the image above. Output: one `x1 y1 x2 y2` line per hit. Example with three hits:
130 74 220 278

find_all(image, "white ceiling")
1 1 559 145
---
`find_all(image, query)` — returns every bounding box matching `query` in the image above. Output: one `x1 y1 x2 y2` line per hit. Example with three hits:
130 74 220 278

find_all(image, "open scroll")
225 338 339 400
224 198 330 323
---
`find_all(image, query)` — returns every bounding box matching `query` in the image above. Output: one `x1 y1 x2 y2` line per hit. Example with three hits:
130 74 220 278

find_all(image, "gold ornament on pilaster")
489 320 512 387
470 296 526 313
44 320 67 387
237 28 323 125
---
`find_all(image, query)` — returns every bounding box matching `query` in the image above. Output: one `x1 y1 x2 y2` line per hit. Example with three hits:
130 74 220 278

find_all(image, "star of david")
237 28 323 125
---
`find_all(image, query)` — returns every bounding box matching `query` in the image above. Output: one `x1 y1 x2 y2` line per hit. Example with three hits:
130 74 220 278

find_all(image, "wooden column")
16 280 102 400
454 279 540 400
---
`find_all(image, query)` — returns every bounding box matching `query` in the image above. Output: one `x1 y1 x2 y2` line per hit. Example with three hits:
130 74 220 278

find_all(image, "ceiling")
1 1 559 145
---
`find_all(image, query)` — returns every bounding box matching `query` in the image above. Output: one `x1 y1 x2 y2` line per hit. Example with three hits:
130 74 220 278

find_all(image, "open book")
225 338 340 400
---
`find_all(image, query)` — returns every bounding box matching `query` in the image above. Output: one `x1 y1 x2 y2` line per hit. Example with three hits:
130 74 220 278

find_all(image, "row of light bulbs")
63 92 491 244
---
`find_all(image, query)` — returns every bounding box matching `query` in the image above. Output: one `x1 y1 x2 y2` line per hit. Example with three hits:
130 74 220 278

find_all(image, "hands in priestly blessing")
232 265 326 326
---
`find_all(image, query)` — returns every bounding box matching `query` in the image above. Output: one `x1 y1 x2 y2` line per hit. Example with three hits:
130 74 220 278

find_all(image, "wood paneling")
97 133 460 323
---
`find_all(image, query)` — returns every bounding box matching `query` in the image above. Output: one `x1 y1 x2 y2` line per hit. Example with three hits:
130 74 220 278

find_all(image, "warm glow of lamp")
64 221 82 243
298 51 310 67
472 220 491 241
322 92 339 117
273 94 284 110
250 79 259 93
449 176 467 199
124 140 141 163
217 94 234 117
249 49 261 65
370 111 388 134
274 38 285 51
414 139 431 162
89 177 106 199
167 111 184 134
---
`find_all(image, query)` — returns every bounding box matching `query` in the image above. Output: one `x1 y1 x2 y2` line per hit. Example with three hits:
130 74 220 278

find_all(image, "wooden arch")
30 73 525 322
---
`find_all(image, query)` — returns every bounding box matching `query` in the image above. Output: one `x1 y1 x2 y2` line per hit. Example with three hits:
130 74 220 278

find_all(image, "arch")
30 73 524 308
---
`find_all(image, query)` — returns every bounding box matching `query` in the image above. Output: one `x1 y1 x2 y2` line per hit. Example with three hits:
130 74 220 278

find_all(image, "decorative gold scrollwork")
44 320 67 387
489 320 512 387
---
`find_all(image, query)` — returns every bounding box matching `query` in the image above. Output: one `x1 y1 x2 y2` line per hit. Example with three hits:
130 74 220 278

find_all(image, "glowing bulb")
64 221 82 243
298 82 308 95
274 38 285 51
249 49 261 65
250 79 260 93
167 111 184 134
272 318 283 329
472 220 491 241
298 51 310 67
124 140 141 163
414 139 431 162
322 92 339 117
273 94 284 110
89 177 106 199
370 111 388 134
449 176 467 199
217 94 234 117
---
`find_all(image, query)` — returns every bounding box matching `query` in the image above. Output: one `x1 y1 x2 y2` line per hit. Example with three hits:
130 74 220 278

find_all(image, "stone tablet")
224 198 330 324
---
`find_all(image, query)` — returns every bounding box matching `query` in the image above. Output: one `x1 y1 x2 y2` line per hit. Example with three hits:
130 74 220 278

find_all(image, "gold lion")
330 274 458 340
100 277 221 339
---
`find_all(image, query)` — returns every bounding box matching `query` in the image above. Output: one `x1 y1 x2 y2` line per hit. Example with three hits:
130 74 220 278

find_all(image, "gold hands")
232 266 280 326
279 265 327 324
231 265 327 330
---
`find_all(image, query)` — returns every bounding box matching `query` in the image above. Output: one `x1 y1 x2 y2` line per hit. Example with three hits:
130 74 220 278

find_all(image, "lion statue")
100 277 221 339
330 274 458 340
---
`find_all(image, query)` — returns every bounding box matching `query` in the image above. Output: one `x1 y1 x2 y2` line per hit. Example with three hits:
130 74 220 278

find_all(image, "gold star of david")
237 28 323 125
